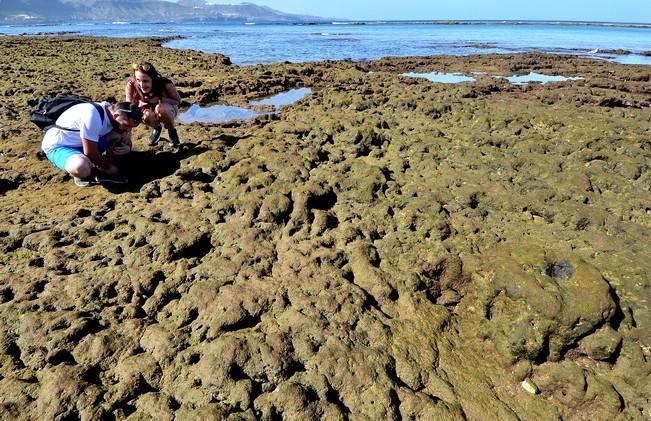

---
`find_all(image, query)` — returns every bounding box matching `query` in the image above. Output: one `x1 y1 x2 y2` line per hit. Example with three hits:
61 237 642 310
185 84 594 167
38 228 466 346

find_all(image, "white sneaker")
73 176 97 187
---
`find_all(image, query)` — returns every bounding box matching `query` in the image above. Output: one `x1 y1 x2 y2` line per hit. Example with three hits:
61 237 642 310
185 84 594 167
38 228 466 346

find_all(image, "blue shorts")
46 146 85 171
45 135 109 171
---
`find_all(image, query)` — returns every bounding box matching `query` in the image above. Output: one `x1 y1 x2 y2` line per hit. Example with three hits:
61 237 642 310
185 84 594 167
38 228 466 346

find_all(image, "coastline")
0 36 649 420
3 23 650 67
329 19 651 29
3 19 651 28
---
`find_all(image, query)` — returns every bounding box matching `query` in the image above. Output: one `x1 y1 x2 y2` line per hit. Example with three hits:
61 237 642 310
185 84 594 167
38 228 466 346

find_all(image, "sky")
196 1 651 23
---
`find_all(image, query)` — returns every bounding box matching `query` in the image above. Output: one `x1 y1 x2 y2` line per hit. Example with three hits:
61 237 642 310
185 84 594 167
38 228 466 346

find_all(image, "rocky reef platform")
0 36 649 419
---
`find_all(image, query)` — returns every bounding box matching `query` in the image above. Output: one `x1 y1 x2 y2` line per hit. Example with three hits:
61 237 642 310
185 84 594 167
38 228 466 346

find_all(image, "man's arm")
82 138 118 175
107 129 132 157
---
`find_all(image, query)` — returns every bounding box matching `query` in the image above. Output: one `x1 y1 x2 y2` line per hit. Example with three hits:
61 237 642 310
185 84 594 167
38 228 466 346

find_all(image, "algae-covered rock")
533 362 625 419
578 326 622 361
35 365 105 420
254 380 342 420
1 36 650 420
479 245 615 363
533 361 586 407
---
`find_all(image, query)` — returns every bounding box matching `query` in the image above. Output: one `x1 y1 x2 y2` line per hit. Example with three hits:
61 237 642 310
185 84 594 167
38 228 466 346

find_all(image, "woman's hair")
131 61 170 97
132 61 159 81
112 102 143 122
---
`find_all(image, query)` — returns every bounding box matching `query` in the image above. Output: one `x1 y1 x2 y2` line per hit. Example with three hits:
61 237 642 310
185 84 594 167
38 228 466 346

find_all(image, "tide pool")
178 88 312 124
400 71 584 85
177 104 260 124
611 54 651 65
505 72 583 84
249 88 312 110
401 71 476 83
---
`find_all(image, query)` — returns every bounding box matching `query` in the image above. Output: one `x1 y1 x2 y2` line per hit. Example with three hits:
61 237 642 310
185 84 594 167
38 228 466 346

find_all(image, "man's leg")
46 146 93 178
64 154 93 178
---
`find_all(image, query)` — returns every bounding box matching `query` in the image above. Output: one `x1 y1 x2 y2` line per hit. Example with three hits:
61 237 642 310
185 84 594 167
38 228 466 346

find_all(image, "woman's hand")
155 99 164 119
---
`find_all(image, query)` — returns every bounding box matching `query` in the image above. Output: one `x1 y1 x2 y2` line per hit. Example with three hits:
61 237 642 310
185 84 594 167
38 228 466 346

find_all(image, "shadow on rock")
106 142 208 193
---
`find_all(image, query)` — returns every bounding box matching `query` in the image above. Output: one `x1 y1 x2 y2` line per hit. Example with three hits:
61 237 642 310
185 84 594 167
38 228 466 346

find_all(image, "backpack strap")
54 102 106 132
94 102 106 123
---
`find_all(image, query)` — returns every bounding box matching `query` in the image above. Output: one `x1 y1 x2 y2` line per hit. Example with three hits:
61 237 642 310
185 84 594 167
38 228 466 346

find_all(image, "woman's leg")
142 107 164 145
155 102 178 130
155 103 180 145
142 108 160 128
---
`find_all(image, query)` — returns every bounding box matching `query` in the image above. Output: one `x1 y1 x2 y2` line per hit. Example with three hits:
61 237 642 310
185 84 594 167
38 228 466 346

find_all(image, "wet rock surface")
0 36 650 420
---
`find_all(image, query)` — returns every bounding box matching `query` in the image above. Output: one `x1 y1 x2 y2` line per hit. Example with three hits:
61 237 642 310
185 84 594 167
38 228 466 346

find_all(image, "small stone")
436 289 460 306
521 379 539 395
579 326 622 361
546 259 574 281
511 360 532 381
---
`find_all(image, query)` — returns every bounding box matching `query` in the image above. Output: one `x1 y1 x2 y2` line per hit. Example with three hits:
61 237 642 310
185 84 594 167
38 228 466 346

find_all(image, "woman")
125 61 181 146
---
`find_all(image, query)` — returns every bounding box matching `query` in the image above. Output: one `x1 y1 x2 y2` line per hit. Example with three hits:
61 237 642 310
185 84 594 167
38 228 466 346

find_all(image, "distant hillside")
0 0 327 24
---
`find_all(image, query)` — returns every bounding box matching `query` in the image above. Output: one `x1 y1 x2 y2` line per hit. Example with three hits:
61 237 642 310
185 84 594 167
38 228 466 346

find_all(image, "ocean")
1 21 650 66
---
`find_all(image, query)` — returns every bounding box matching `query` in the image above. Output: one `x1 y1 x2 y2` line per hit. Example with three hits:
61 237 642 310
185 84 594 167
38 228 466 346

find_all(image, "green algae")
0 38 649 420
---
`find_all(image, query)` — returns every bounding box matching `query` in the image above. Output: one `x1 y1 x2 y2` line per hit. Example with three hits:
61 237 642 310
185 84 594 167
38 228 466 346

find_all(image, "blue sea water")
1 21 650 66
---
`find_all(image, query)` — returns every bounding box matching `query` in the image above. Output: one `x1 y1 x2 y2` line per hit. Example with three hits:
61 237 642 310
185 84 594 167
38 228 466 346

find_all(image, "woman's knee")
64 154 93 178
156 103 178 128
142 109 159 127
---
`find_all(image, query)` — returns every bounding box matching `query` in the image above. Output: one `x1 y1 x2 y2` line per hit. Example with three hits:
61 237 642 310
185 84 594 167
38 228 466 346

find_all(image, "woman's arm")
125 78 137 103
161 81 181 106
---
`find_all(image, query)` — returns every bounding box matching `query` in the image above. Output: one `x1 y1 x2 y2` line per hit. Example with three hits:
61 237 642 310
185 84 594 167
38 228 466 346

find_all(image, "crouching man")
41 101 142 186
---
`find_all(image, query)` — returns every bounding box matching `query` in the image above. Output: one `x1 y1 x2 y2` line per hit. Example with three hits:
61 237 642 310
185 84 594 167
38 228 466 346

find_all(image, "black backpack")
30 95 105 131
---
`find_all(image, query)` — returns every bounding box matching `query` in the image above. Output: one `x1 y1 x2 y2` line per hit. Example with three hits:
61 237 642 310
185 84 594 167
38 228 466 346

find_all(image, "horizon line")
1 18 650 28
323 19 651 27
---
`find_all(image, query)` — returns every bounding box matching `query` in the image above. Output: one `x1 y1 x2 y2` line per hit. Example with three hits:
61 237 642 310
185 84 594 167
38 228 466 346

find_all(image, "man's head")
111 102 142 129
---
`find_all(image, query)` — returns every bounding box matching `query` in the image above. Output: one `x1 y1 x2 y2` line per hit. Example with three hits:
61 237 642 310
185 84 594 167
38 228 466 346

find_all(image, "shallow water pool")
178 88 312 124
177 104 261 124
505 72 583 84
401 71 476 83
249 88 312 110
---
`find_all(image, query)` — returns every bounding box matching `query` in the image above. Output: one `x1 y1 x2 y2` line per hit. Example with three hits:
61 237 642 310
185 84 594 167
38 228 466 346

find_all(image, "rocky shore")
0 36 649 420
